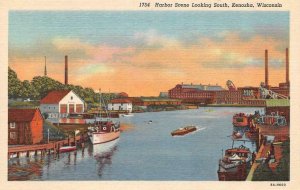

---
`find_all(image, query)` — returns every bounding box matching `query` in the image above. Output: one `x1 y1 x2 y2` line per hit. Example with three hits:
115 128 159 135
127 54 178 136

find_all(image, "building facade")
108 99 132 112
40 90 85 121
8 108 43 145
168 83 224 104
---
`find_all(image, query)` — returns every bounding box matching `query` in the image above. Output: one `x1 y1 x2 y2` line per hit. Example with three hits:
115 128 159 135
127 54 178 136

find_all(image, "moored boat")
88 121 120 145
88 89 121 145
120 113 134 117
59 146 77 153
232 113 251 127
171 126 197 136
217 145 251 181
232 131 243 139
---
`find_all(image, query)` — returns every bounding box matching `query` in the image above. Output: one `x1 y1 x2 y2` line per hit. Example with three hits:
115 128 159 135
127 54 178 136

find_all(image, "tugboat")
218 145 252 181
171 126 197 136
232 113 251 127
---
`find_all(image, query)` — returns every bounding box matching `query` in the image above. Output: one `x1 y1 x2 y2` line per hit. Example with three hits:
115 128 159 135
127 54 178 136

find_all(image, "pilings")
8 134 88 159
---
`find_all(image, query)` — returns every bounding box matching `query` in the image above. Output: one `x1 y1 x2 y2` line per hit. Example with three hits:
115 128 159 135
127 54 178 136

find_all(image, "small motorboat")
171 126 197 136
148 120 153 124
232 131 243 139
59 146 77 153
120 113 134 117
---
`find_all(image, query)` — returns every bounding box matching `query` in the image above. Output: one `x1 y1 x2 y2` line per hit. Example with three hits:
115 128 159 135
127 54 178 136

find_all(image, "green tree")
8 67 22 99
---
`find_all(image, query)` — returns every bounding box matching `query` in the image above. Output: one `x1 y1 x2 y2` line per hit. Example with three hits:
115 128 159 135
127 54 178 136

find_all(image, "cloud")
9 31 288 96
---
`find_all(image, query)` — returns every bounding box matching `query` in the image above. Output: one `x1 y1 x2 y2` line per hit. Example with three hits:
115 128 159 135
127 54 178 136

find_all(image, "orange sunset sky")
9 11 289 96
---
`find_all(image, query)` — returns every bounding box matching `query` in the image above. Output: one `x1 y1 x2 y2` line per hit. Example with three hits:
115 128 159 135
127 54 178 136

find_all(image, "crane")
226 80 236 91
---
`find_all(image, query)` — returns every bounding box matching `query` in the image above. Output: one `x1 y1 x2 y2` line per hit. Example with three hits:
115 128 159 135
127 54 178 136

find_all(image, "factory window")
9 122 16 129
10 132 16 139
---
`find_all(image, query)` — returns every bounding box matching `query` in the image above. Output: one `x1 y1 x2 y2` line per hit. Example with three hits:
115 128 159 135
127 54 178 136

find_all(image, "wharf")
246 124 289 180
8 134 88 159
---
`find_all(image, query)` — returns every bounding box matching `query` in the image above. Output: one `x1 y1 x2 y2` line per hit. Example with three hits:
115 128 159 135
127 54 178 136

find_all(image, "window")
9 122 16 129
10 132 16 139
71 96 73 100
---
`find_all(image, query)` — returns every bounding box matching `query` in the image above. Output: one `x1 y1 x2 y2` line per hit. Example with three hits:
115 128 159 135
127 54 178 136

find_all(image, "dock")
8 134 87 159
246 124 289 180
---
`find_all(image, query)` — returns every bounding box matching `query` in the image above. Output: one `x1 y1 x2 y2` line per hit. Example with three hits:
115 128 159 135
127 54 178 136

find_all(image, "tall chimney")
65 55 68 85
44 56 47 76
265 49 269 87
286 48 289 84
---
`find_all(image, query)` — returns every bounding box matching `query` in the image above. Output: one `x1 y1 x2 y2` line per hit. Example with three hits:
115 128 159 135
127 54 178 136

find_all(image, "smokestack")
65 55 68 85
44 56 47 76
265 49 269 87
286 48 289 84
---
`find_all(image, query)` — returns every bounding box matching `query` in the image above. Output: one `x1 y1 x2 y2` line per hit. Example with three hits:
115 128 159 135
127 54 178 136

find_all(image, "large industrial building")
168 48 290 106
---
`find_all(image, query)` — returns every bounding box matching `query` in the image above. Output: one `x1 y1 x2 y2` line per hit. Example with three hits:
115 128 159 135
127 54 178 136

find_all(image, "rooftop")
8 108 42 122
179 84 224 91
110 98 132 103
40 90 71 104
265 99 290 107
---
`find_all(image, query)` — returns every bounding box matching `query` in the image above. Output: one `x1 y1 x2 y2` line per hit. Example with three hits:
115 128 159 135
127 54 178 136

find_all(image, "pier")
8 134 87 159
246 124 289 180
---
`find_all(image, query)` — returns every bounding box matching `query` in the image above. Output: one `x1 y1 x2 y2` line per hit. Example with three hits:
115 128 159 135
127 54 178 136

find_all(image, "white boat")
88 89 121 145
120 113 134 117
93 138 119 156
88 121 120 144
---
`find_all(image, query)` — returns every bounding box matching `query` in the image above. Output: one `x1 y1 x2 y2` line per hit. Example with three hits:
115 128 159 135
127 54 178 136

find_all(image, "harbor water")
8 107 259 181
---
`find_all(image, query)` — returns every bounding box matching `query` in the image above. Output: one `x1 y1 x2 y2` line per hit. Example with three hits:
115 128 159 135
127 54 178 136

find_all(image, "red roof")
118 92 129 97
40 90 70 104
8 108 42 122
111 98 132 103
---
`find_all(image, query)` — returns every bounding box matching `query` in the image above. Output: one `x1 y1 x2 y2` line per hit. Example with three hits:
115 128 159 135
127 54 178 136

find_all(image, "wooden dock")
8 135 87 159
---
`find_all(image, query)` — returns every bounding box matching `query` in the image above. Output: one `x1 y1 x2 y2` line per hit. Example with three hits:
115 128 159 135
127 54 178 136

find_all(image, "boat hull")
89 131 120 145
171 127 197 136
218 163 247 181
59 146 77 153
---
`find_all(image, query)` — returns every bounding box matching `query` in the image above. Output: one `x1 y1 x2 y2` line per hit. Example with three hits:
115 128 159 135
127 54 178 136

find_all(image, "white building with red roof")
108 98 132 113
39 90 85 120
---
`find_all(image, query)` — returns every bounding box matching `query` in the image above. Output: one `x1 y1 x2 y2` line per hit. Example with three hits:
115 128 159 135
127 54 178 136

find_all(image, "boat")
217 145 252 181
120 113 134 117
232 131 243 139
171 126 197 136
88 121 120 144
88 89 121 145
232 113 251 127
59 146 77 153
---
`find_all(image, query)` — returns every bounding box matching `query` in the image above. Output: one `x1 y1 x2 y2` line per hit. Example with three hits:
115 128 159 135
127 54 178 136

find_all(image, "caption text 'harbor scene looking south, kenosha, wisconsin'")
8 11 289 181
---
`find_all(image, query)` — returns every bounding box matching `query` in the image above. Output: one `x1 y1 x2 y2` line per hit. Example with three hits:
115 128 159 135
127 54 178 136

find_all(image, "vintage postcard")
1 0 300 189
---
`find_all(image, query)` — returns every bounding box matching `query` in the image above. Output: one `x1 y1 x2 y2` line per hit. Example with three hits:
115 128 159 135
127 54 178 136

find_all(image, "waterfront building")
8 108 43 145
130 97 182 106
40 90 85 121
108 98 132 113
168 83 224 104
265 99 290 123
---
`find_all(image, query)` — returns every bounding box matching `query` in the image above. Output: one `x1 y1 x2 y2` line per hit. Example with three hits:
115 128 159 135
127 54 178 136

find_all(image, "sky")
9 11 289 96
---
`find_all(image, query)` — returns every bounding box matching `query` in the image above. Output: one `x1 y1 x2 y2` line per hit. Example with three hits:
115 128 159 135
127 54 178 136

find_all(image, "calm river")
8 107 260 181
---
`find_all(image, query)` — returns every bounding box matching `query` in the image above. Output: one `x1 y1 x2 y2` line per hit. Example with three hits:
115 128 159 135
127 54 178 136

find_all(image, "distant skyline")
9 11 289 96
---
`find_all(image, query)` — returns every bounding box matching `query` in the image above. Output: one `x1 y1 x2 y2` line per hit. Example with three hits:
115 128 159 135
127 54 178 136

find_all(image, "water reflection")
92 139 119 177
8 157 44 181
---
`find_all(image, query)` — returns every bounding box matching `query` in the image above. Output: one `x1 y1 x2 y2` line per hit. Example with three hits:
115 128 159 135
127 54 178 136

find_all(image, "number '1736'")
139 2 150 7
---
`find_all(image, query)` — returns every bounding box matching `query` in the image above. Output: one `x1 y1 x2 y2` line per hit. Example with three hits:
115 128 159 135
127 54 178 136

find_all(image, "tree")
8 67 22 99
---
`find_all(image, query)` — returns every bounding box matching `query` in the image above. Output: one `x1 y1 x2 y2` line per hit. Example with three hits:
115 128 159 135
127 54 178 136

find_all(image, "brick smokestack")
265 49 269 87
286 48 289 84
65 55 68 85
